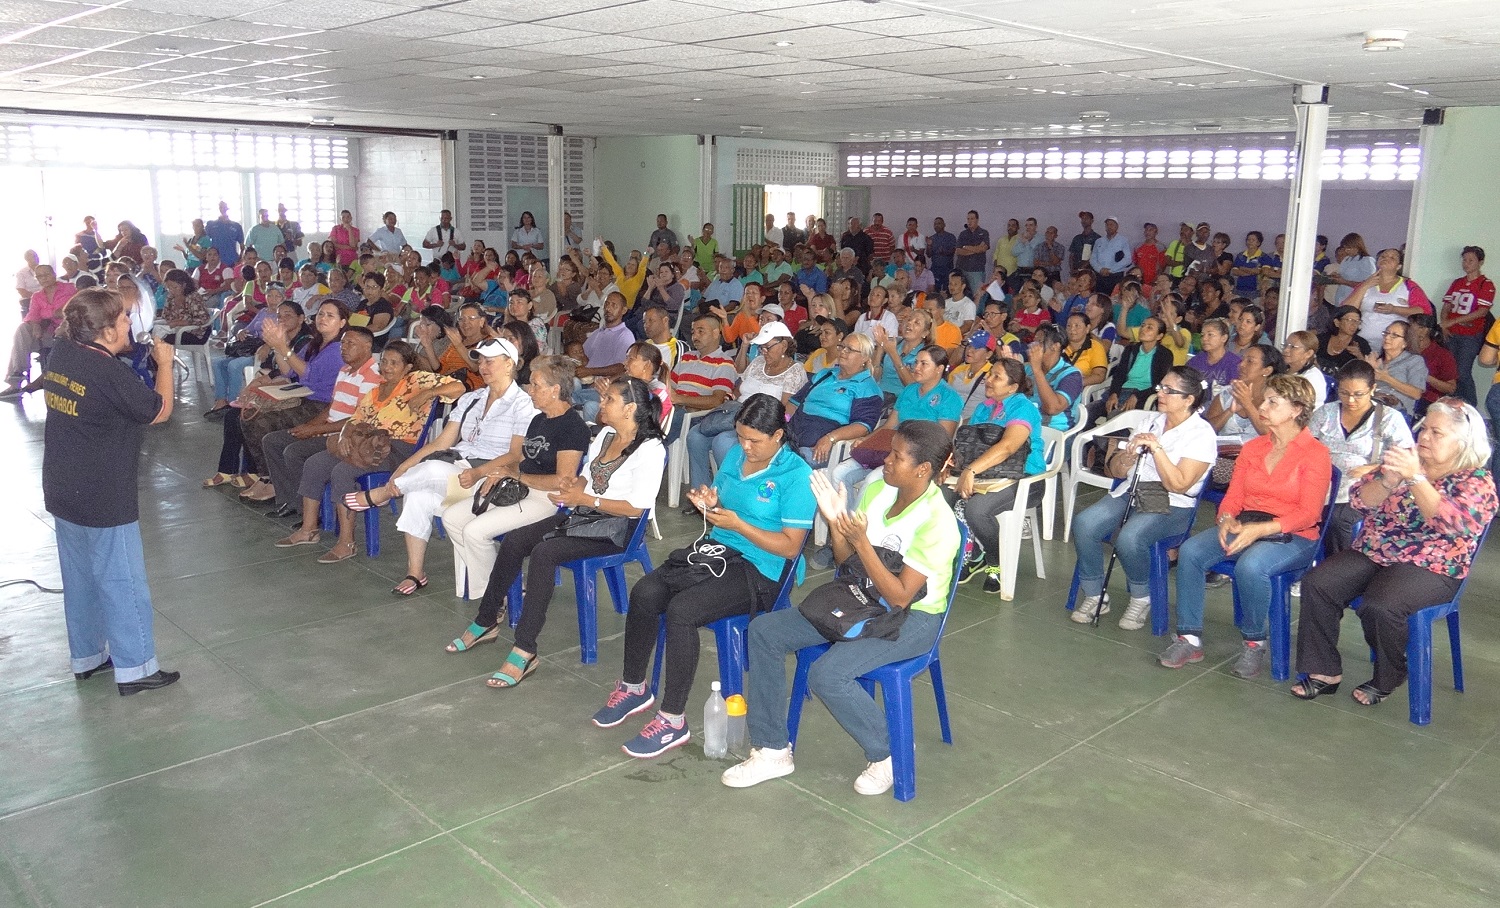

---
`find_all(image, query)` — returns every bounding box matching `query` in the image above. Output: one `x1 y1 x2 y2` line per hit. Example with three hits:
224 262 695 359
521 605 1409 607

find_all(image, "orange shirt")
1218 428 1332 540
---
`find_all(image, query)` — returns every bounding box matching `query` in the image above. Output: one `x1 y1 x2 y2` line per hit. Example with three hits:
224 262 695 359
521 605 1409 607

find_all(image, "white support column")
698 134 714 228
1278 84 1330 344
547 125 564 269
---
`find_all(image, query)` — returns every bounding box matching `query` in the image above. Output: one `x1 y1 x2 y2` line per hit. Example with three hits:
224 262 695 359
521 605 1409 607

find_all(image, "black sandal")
1290 677 1340 700
392 574 428 596
1351 681 1390 707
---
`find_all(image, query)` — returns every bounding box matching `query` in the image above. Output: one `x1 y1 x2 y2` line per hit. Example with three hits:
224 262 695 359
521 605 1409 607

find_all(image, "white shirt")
511 226 545 256
450 381 538 461
1358 279 1411 349
739 357 808 402
15 266 41 296
582 432 666 512
854 308 899 340
765 226 784 247
1110 412 1218 509
423 224 467 262
1298 364 1328 409
945 295 977 327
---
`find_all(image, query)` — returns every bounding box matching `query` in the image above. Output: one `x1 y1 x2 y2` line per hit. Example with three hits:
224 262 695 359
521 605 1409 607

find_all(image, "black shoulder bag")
797 546 927 642
952 423 1031 481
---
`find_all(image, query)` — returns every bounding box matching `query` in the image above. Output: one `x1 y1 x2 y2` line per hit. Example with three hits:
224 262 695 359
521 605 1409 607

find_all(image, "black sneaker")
1205 572 1231 588
982 571 1002 594
958 552 986 585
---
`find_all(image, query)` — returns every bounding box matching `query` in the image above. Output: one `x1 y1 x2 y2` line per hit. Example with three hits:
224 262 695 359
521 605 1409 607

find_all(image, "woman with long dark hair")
593 393 815 758
480 376 666 689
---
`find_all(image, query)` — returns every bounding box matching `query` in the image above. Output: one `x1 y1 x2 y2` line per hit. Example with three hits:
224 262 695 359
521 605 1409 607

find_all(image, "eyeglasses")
1383 330 1406 339
1337 389 1371 400
1282 344 1307 352
1154 384 1194 397
837 344 860 354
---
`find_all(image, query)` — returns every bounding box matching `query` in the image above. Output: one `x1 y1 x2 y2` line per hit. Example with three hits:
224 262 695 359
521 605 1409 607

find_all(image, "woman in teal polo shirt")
721 420 962 796
592 394 816 759
786 331 883 469
947 357 1046 594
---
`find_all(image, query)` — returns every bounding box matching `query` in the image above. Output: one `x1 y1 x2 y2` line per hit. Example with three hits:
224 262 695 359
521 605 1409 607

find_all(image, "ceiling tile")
427 22 591 46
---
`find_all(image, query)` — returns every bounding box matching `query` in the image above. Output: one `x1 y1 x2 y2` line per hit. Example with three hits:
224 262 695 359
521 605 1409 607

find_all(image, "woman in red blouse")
1160 374 1332 679
1292 398 1496 704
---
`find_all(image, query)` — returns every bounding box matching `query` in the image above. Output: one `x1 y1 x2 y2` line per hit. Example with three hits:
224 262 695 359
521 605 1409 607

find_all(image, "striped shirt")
670 350 738 402
329 357 382 420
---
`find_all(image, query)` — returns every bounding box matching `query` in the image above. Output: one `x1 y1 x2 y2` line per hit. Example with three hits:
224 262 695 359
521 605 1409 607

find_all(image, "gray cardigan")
1374 350 1428 414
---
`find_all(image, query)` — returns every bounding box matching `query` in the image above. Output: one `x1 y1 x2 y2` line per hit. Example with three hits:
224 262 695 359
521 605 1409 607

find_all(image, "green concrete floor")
2 382 1499 908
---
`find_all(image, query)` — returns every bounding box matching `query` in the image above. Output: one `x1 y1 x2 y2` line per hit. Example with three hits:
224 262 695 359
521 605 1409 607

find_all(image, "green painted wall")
594 135 702 255
1409 107 1500 304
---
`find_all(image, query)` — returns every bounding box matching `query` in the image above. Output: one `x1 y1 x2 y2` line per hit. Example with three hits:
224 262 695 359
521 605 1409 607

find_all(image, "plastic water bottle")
703 681 728 758
725 694 748 756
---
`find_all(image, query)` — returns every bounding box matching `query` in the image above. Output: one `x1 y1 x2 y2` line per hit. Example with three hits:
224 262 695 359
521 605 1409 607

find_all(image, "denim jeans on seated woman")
685 401 741 490
212 354 255 401
1173 527 1319 641
1072 495 1196 599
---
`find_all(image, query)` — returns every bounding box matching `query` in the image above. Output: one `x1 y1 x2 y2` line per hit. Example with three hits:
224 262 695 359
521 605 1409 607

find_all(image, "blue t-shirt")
710 445 816 583
1025 360 1083 431
204 218 245 266
796 267 828 295
894 380 963 425
877 345 920 396
972 393 1046 476
793 367 883 428
1233 250 1272 295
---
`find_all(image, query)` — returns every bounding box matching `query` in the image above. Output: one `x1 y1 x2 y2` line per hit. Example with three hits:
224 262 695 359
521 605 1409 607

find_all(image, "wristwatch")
594 496 601 508
1411 473 1428 486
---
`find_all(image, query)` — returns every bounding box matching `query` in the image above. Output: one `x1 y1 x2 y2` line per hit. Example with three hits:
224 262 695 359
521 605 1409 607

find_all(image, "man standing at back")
246 209 285 264
369 211 407 256
1068 211 1100 275
423 209 468 264
780 212 804 252
955 210 990 300
928 217 957 290
1133 222 1165 286
649 214 678 253
840 217 874 273
1090 216 1133 294
865 213 896 271
1012 218 1041 283
275 203 304 252
204 201 244 267
993 218 1020 287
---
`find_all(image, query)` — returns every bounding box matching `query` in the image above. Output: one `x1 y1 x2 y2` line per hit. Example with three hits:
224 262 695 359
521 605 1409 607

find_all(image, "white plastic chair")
1061 409 1157 542
993 426 1066 601
811 438 855 546
159 308 220 390
1039 419 1087 541
665 409 705 508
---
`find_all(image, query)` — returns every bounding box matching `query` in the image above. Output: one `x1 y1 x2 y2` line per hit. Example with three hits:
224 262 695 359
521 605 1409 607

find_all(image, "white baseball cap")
749 321 793 346
472 337 518 360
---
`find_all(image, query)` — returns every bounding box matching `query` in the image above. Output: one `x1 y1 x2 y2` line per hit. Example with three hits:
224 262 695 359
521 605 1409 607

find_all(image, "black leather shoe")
74 657 113 680
118 669 181 696
266 503 297 519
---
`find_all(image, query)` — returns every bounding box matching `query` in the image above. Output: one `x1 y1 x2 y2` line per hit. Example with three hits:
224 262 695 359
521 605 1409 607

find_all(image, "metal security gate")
730 182 765 256
821 185 869 232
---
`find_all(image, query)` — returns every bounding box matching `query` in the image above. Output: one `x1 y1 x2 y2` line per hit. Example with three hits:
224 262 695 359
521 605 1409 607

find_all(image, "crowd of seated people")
10 202 1500 794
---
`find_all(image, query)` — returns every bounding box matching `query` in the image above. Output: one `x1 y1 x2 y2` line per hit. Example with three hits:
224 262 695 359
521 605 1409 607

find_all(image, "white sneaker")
1071 593 1109 624
721 746 795 788
854 757 894 795
1290 581 1302 597
1021 516 1033 539
1118 596 1152 631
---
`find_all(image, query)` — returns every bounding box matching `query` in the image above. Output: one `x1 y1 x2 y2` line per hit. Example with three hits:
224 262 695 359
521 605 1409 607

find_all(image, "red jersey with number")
1442 275 1496 337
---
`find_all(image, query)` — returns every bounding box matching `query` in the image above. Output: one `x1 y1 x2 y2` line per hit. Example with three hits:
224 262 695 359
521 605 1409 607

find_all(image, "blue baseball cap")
968 330 995 351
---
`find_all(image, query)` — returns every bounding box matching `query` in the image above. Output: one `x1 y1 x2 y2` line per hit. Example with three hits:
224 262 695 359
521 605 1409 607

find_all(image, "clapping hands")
810 470 850 525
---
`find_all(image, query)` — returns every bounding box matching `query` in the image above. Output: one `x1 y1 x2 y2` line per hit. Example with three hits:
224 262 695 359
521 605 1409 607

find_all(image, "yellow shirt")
1486 320 1500 384
1063 339 1108 383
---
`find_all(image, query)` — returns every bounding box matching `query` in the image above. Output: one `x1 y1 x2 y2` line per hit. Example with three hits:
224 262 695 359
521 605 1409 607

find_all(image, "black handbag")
471 475 529 515
1237 509 1293 544
952 423 1031 481
547 506 632 548
797 546 925 642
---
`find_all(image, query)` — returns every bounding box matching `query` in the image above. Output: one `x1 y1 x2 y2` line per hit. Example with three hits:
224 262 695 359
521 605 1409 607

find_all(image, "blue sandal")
446 623 500 653
487 649 538 688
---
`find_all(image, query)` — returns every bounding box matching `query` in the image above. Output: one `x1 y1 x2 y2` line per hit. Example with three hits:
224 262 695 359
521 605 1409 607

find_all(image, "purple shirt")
584 322 635 370
294 338 344 403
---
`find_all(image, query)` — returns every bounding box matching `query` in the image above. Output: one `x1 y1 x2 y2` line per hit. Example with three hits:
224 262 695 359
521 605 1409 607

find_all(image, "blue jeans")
1487 384 1500 477
746 606 942 762
1072 495 1196 598
54 518 161 683
826 457 873 514
1174 527 1319 641
963 271 987 300
1449 331 1484 406
685 402 741 490
573 385 601 424
212 354 254 401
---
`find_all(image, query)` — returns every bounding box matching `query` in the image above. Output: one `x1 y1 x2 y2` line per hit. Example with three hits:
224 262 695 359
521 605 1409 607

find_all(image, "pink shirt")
27 282 76 325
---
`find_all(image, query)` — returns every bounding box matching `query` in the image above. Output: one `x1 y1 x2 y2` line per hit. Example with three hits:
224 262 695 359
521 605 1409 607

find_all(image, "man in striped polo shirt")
259 326 382 518
667 313 738 446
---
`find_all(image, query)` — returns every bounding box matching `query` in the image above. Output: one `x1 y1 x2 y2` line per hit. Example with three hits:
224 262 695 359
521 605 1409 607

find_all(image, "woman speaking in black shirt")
42 287 182 696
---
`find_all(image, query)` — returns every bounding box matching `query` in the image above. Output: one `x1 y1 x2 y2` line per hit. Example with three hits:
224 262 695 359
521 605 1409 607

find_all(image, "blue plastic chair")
319 400 447 556
1343 522 1489 726
785 522 967 802
1064 479 1208 622
504 510 655 664
647 555 802 700
1189 467 1341 681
